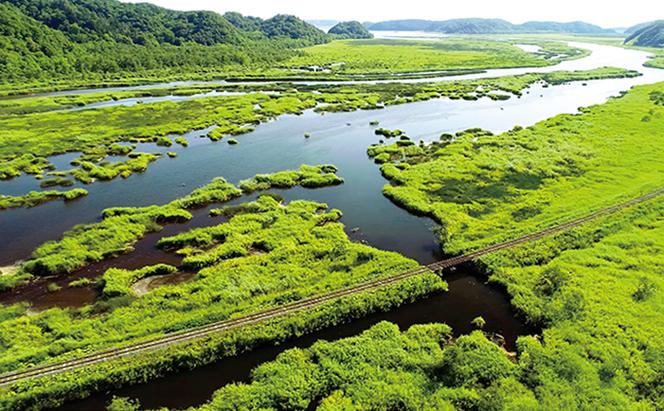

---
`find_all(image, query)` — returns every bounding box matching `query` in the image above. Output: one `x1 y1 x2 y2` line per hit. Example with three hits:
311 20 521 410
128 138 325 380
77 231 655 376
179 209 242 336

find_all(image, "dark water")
57 266 533 411
3 70 661 267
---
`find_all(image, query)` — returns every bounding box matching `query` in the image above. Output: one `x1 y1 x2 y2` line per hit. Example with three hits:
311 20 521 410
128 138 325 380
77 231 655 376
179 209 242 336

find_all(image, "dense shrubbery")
19 163 341 276
0 188 87 209
21 178 242 276
1 273 442 410
238 164 343 192
184 322 518 410
158 195 345 270
0 192 446 409
102 264 177 298
71 152 159 183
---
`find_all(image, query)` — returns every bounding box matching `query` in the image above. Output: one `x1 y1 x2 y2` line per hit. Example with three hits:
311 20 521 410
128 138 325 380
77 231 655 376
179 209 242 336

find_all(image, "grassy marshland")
0 195 442 410
363 82 664 408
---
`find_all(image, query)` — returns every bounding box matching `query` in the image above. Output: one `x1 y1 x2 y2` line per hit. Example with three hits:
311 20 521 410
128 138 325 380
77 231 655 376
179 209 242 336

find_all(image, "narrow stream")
56 265 533 411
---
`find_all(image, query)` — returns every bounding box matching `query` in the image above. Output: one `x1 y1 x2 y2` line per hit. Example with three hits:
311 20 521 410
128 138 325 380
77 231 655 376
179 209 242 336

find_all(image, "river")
1 40 663 410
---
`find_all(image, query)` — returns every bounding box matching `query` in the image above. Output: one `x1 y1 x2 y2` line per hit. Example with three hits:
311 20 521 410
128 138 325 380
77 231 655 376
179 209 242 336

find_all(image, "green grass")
238 164 343 192
0 195 444 410
2 273 441 410
102 264 177 298
366 82 664 408
0 188 87 209
20 165 344 278
123 201 664 411
68 278 93 288
21 178 240 277
0 67 637 199
284 38 587 75
373 83 664 252
0 36 589 96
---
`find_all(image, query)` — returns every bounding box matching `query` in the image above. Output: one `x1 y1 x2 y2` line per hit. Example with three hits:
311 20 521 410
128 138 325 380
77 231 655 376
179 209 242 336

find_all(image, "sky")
120 0 657 28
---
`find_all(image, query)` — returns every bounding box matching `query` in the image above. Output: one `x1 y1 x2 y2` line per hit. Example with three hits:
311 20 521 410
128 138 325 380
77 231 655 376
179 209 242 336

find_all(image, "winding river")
1 40 663 410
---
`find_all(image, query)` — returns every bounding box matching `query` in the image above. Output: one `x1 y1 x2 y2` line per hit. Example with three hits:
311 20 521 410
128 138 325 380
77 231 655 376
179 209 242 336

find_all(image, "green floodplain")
1 1 664 409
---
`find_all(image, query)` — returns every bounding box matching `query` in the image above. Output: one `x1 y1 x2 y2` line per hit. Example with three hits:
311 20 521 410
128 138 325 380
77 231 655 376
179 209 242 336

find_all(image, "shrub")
69 278 93 288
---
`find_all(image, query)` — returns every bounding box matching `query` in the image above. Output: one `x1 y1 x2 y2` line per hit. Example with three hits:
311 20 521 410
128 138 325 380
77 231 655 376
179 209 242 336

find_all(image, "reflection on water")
2 49 663 266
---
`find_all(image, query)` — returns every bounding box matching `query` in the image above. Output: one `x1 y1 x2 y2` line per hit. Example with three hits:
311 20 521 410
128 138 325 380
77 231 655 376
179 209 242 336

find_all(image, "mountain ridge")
364 18 617 34
625 21 664 48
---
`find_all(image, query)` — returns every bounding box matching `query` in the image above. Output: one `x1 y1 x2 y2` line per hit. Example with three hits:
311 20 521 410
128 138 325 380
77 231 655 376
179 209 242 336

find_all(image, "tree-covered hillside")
260 14 328 43
0 2 74 79
431 18 515 34
519 20 615 34
625 20 660 35
328 21 374 39
0 0 330 82
626 21 664 48
222 12 329 44
3 0 246 46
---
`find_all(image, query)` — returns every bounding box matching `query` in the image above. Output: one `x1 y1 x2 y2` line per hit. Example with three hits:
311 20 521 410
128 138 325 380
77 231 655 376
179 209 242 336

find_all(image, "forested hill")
624 21 659 35
2 0 328 46
222 12 329 44
328 21 374 39
625 21 664 48
365 18 616 34
0 0 328 82
4 0 245 46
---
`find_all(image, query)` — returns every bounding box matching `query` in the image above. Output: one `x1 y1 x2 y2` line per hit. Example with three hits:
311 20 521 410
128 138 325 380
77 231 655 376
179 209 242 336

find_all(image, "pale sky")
121 0 659 28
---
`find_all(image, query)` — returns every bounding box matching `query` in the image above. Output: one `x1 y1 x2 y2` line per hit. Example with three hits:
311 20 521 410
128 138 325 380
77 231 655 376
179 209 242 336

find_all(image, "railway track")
1 186 662 387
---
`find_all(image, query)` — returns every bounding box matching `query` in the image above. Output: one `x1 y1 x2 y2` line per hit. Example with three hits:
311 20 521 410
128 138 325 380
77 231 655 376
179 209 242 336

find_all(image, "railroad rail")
1 186 662 387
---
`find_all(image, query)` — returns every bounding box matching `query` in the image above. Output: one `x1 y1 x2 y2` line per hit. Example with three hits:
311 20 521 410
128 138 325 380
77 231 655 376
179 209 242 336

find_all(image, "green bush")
102 264 177 298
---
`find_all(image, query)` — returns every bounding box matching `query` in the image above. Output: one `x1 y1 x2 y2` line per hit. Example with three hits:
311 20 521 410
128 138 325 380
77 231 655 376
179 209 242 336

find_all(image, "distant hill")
625 21 664 48
367 19 434 32
519 21 614 34
431 18 515 34
624 21 661 35
328 21 374 39
364 18 616 34
260 14 328 43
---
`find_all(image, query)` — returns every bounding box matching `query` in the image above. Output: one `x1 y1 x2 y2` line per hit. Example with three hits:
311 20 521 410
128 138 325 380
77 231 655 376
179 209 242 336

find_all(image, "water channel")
0 40 662 410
